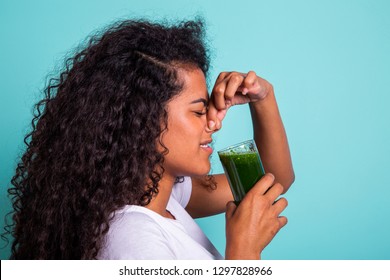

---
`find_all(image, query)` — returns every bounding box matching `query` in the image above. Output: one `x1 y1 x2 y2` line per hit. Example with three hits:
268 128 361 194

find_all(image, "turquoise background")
1 0 389 259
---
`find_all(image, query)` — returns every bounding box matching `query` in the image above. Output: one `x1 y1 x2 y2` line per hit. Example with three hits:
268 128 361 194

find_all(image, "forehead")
176 68 208 101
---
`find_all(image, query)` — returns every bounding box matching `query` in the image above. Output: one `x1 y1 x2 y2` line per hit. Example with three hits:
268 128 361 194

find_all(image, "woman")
5 19 294 259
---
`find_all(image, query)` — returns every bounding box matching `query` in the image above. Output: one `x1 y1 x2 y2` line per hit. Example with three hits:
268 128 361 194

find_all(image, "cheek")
168 114 202 138
165 109 207 154
161 121 191 154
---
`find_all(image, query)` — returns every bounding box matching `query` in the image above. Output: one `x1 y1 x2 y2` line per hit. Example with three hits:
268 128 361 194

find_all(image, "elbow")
281 170 295 194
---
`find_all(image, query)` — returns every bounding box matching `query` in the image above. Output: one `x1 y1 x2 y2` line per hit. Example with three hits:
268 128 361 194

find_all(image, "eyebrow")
190 98 208 106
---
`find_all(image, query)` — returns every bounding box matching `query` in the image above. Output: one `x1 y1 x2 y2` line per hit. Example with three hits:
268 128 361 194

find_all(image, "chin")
198 163 211 176
185 164 210 177
175 159 211 177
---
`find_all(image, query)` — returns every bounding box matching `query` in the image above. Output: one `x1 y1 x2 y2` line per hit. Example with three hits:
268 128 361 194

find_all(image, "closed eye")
194 111 207 116
190 98 209 116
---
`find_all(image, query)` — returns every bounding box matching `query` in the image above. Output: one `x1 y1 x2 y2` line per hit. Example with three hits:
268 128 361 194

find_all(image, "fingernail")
267 173 275 180
216 120 222 130
208 120 215 129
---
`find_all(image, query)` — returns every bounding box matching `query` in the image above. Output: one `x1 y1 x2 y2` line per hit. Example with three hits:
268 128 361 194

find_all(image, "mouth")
200 139 213 153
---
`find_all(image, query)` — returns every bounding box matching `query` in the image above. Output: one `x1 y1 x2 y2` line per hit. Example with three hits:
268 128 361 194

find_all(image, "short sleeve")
171 176 192 208
99 211 176 260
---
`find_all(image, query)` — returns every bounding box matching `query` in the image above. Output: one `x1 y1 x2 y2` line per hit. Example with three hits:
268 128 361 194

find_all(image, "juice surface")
219 151 265 202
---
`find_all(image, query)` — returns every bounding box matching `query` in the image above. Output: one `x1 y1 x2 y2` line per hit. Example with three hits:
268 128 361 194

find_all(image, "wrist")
225 242 261 260
225 250 260 260
249 86 276 111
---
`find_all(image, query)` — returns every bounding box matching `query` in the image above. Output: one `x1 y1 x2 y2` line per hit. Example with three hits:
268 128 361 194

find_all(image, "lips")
200 139 213 153
200 139 212 147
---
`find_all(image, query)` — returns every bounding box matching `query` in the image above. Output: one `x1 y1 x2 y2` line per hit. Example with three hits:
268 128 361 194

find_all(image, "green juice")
219 151 265 203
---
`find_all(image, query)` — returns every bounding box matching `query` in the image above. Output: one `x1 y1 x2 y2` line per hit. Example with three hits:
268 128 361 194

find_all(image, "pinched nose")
205 120 221 133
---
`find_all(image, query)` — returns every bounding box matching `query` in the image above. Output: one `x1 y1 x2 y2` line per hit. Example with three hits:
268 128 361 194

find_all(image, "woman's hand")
207 71 273 130
225 173 288 259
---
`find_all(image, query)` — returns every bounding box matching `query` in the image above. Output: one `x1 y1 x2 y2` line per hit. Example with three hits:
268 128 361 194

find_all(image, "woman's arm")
186 174 232 218
249 83 295 193
186 71 294 218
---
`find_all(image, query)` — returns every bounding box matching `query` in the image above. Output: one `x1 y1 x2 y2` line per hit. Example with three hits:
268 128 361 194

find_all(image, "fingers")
264 182 284 202
224 74 245 106
247 173 276 196
207 70 267 130
273 197 288 216
278 216 288 228
225 172 288 255
206 100 226 131
245 174 288 220
240 71 257 94
244 174 288 211
209 71 246 112
211 78 228 110
215 71 229 83
206 101 218 130
225 201 237 219
207 73 244 130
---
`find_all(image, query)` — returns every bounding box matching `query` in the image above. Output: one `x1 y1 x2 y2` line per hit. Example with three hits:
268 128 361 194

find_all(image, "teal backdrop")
1 0 389 259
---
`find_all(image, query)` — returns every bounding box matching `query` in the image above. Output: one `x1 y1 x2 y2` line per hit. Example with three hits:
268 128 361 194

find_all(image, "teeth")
200 144 208 148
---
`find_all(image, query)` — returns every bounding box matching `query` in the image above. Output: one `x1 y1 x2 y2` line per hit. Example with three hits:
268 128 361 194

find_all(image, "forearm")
249 87 294 192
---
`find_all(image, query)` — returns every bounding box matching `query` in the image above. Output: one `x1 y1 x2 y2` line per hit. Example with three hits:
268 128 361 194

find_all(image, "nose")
205 120 219 134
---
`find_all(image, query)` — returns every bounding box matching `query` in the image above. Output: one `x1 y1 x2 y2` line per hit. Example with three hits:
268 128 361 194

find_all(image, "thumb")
206 100 218 130
207 99 227 131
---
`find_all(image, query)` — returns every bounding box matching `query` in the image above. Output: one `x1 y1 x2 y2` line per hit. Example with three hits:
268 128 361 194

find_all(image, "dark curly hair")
4 19 211 259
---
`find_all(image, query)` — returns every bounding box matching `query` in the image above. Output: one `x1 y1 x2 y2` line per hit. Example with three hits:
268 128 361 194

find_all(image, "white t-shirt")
98 177 223 260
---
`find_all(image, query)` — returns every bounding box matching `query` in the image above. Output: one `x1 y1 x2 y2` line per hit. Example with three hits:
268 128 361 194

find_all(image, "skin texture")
148 67 294 259
145 67 214 218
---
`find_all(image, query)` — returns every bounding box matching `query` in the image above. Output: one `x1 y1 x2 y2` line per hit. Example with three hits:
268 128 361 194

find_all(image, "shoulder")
112 207 160 232
99 207 175 259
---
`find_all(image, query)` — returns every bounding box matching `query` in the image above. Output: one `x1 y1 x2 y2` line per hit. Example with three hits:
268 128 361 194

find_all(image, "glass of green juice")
218 140 265 203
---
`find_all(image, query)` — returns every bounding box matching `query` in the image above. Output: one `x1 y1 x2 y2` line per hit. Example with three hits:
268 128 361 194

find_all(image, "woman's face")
161 67 214 178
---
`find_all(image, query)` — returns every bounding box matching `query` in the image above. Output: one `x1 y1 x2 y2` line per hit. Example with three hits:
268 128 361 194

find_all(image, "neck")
144 173 176 219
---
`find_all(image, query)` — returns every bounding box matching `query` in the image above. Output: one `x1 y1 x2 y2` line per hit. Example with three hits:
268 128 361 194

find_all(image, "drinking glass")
218 140 265 203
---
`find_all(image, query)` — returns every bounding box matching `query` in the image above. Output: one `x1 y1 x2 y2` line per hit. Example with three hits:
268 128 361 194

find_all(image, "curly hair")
4 19 211 259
